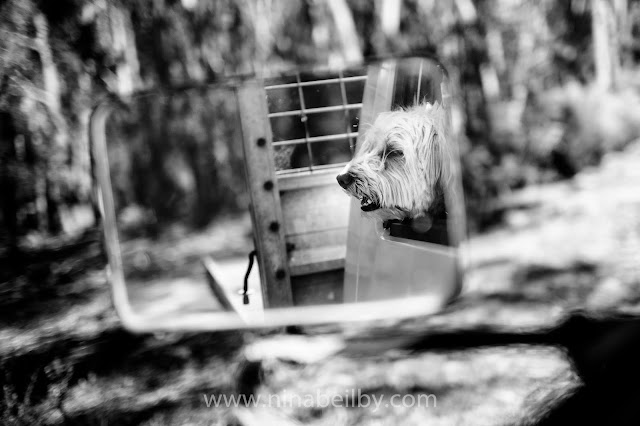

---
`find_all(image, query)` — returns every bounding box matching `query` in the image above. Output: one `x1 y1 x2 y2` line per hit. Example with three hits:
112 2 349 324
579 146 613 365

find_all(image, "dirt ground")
2 140 640 425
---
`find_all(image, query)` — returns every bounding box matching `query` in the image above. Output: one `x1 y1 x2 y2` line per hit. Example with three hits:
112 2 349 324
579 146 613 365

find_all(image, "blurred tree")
1 0 639 243
592 0 624 90
0 112 19 253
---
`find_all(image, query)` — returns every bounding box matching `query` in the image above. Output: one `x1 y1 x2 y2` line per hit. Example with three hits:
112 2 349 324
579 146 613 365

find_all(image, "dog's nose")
336 173 354 188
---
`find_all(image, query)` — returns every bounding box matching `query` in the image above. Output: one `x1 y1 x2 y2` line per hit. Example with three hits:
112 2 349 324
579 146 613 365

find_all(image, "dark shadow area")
405 311 640 426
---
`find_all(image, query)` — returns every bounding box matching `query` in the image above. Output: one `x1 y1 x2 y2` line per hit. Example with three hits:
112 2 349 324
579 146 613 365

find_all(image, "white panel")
343 59 462 306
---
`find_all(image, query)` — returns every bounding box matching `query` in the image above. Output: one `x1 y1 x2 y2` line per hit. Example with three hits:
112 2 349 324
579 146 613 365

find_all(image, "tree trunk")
245 0 273 73
377 0 402 38
33 12 66 233
592 0 621 91
451 0 495 137
33 14 62 116
615 0 632 67
453 0 477 24
325 0 363 64
108 4 142 96
0 112 19 253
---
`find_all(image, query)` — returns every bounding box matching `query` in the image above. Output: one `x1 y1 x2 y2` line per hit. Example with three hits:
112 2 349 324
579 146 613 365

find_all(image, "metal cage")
266 71 366 175
238 58 460 310
238 68 369 308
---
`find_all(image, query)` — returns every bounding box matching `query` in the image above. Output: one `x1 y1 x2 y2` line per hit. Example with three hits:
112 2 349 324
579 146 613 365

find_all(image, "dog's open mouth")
360 196 381 212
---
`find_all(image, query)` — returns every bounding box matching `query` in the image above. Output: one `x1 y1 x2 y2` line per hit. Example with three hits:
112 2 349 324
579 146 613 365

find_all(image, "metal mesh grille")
265 70 366 176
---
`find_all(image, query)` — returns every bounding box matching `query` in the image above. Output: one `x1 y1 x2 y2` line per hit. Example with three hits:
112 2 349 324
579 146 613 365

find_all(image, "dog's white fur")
339 101 453 221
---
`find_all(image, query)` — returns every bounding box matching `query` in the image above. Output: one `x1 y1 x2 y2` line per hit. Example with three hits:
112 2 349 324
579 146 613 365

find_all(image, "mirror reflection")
98 57 465 322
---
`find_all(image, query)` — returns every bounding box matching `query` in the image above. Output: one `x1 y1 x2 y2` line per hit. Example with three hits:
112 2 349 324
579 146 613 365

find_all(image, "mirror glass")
93 56 467 330
102 85 255 319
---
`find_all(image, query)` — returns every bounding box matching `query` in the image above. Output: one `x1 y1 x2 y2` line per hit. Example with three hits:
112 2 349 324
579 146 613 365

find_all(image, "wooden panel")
278 167 343 191
288 244 346 276
291 269 344 306
202 257 235 312
285 228 347 251
237 82 293 308
280 182 350 276
280 185 350 236
202 256 259 325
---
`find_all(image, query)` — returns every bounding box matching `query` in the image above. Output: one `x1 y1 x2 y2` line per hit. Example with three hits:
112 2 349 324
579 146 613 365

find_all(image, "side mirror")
90 55 467 331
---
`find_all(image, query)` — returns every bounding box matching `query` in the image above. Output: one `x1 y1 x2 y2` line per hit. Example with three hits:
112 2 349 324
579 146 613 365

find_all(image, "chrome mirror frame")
90 55 468 332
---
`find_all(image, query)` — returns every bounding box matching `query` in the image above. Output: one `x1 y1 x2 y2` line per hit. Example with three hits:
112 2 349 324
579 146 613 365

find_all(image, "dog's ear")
424 101 448 136
420 102 454 197
429 103 458 216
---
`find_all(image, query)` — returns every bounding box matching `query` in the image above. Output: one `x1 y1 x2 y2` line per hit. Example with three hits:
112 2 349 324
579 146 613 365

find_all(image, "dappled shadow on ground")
0 229 106 325
2 142 640 425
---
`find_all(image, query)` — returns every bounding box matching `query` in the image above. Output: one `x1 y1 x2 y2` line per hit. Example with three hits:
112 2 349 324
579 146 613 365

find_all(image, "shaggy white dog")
336 102 454 223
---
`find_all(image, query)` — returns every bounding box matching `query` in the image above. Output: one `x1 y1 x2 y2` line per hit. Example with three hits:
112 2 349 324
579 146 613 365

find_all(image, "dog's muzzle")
336 172 381 212
336 172 354 188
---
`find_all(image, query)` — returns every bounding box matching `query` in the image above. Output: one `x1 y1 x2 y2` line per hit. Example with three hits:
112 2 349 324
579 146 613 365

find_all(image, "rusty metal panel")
237 82 293 308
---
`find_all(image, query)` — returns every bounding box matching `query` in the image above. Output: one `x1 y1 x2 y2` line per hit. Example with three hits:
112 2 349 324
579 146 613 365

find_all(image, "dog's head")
336 102 452 221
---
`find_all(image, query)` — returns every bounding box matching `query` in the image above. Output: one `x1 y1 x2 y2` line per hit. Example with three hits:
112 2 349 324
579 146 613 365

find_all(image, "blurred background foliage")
2 0 640 254
1 3 640 423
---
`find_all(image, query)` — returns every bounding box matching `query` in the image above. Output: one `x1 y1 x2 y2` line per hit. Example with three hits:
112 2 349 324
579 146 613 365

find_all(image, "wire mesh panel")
265 68 366 175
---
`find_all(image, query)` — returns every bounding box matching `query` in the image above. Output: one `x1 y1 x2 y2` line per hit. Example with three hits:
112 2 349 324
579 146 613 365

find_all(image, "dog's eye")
379 146 403 161
386 149 403 159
